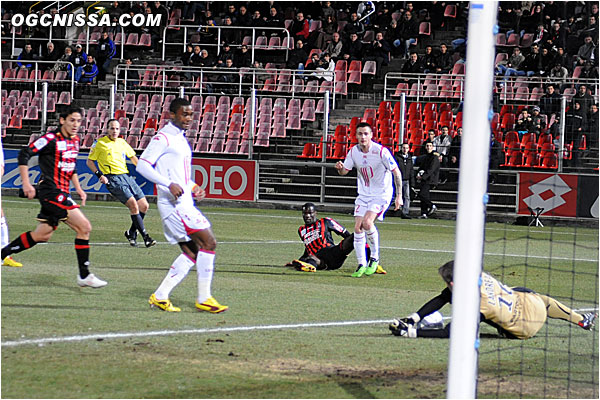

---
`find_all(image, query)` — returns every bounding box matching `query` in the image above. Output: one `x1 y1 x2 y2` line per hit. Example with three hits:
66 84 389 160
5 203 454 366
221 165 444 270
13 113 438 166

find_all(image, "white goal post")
447 2 498 398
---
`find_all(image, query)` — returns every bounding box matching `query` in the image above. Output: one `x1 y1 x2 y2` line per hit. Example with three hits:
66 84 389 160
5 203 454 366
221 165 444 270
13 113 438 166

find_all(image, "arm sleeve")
382 147 399 172
342 147 354 170
123 139 136 159
18 133 53 165
325 218 349 237
416 287 452 320
136 134 172 188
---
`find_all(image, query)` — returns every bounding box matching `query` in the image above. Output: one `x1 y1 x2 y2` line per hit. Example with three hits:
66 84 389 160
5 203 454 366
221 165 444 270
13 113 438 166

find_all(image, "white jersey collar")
161 121 185 136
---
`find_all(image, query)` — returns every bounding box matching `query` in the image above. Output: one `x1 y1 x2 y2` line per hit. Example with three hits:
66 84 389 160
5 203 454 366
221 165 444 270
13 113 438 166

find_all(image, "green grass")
1 198 598 398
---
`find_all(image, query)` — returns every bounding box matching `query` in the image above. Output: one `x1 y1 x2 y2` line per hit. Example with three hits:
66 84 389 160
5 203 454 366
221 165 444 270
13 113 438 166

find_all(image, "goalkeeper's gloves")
389 317 418 338
400 312 421 326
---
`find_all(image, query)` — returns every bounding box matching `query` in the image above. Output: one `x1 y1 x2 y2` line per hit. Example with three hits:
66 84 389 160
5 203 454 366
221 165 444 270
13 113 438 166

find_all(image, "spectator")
187 45 203 78
588 103 598 150
519 43 542 76
343 12 365 40
52 46 72 73
565 101 587 165
435 43 453 74
422 45 436 73
394 142 416 219
530 106 546 132
290 12 309 41
364 31 391 78
496 46 525 77
572 84 594 112
401 51 423 86
181 44 194 66
224 4 238 23
516 108 535 135
498 5 518 34
579 15 598 41
265 6 284 35
311 53 335 83
398 11 419 59
323 32 343 61
237 5 251 29
532 23 548 46
580 60 599 80
197 49 216 68
415 141 439 219
449 127 462 169
433 125 452 167
96 31 116 81
251 9 264 29
373 6 393 31
217 43 234 66
216 58 237 94
554 47 571 70
286 39 308 70
539 47 554 76
234 44 252 68
318 14 337 49
17 43 35 70
576 35 596 65
153 1 169 26
548 21 566 50
342 32 363 61
387 19 402 57
422 129 436 153
118 58 139 89
540 84 561 116
304 53 322 80
489 133 503 181
220 17 238 45
548 62 570 89
71 44 87 82
42 42 60 71
79 55 99 85
321 1 336 19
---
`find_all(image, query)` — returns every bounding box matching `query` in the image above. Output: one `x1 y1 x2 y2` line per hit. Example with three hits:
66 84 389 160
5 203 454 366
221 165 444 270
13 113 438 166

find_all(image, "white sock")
1 216 9 248
196 250 215 304
154 253 195 300
365 226 379 260
354 232 367 266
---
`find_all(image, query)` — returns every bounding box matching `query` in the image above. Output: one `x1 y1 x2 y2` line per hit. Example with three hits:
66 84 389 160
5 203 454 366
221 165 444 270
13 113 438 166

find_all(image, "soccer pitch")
1 198 598 398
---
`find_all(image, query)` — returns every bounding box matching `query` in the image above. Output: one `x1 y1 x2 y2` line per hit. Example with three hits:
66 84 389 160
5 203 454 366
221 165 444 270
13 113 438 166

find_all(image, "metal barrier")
162 24 291 63
113 64 336 106
1 59 75 97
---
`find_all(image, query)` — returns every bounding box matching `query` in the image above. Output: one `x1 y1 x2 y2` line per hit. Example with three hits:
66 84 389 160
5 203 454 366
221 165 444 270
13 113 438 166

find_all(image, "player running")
287 202 386 274
389 260 596 339
137 98 227 313
86 118 156 248
1 107 107 288
335 122 403 277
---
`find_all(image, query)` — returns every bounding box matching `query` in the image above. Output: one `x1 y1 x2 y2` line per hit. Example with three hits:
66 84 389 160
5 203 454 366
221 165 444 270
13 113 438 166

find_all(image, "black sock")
130 214 147 236
2 232 37 259
74 238 90 278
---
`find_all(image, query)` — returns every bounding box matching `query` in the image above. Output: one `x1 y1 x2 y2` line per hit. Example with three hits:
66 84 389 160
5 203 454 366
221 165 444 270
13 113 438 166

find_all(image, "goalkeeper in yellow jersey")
389 260 596 339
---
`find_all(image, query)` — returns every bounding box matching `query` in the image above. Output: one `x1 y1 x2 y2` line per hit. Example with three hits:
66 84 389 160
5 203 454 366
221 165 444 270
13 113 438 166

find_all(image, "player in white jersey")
137 98 227 313
335 122 403 277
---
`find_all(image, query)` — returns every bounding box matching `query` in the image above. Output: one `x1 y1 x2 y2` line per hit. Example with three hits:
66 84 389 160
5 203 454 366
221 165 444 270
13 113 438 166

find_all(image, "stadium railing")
1 59 75 97
113 64 338 107
162 25 291 64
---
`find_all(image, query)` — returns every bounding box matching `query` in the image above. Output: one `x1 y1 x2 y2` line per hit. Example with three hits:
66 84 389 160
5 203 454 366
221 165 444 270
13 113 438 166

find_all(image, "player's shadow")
1 274 93 293
336 381 375 398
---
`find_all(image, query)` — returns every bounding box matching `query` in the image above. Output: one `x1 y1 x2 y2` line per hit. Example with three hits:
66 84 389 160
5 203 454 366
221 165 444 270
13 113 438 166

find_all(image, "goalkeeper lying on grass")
286 203 386 274
390 260 596 339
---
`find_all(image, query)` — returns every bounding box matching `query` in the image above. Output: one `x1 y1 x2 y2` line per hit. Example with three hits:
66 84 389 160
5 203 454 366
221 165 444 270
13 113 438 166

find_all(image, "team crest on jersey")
57 141 67 151
56 194 65 202
33 137 48 150
46 133 55 139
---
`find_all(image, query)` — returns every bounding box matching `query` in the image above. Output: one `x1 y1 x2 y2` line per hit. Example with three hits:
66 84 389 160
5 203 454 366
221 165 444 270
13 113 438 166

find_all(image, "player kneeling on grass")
0 107 107 288
137 98 227 313
287 202 386 274
390 260 596 339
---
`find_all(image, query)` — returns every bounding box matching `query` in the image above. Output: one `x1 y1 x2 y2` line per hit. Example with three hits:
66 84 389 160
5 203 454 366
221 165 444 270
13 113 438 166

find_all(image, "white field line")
28 240 599 263
3 308 597 348
2 199 597 237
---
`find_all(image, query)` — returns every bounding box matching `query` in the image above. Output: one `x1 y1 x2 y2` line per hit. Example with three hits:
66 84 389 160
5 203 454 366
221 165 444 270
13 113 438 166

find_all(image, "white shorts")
160 205 211 244
354 196 391 222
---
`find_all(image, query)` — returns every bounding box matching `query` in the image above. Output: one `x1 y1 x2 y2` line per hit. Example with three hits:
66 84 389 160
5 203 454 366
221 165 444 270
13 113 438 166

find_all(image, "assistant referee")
87 119 156 247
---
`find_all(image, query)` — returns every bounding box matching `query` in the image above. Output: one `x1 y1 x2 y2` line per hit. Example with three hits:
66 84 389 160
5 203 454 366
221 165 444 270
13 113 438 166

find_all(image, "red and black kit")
18 130 80 226
297 217 352 270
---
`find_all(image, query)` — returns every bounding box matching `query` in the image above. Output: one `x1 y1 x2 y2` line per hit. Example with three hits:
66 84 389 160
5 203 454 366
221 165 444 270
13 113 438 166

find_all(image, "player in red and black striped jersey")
1 107 107 288
288 203 386 273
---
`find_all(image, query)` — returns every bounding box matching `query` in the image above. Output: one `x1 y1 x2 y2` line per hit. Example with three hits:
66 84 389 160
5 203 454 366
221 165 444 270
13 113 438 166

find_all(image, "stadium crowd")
1 1 598 171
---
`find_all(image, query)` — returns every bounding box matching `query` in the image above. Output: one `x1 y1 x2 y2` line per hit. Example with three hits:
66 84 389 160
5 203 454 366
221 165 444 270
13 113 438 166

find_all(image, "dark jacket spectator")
220 17 238 44
343 12 365 39
286 40 308 69
118 58 139 88
365 32 391 66
17 44 36 69
565 102 587 143
70 45 87 69
342 33 363 61
422 45 436 73
520 44 542 73
217 44 235 66
42 42 60 70
398 11 419 41
181 44 194 66
401 52 424 74
577 36 596 63
189 46 203 67
587 104 598 149
580 61 599 79
265 6 284 33
540 84 562 116
234 45 252 68
498 6 518 32
449 128 462 167
572 85 594 112
435 43 453 73
548 21 566 50
394 148 416 188
516 109 535 133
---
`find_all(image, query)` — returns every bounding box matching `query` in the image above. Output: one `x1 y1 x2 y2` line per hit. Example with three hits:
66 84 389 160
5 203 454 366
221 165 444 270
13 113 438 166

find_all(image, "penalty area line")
1 319 393 347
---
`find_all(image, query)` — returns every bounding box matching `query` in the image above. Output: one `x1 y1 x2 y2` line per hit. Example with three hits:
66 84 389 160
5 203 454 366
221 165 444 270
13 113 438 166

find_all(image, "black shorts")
303 243 349 270
36 187 79 227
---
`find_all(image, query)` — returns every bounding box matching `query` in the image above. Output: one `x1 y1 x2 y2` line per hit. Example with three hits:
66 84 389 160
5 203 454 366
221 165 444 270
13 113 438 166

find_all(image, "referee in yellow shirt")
87 119 156 247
